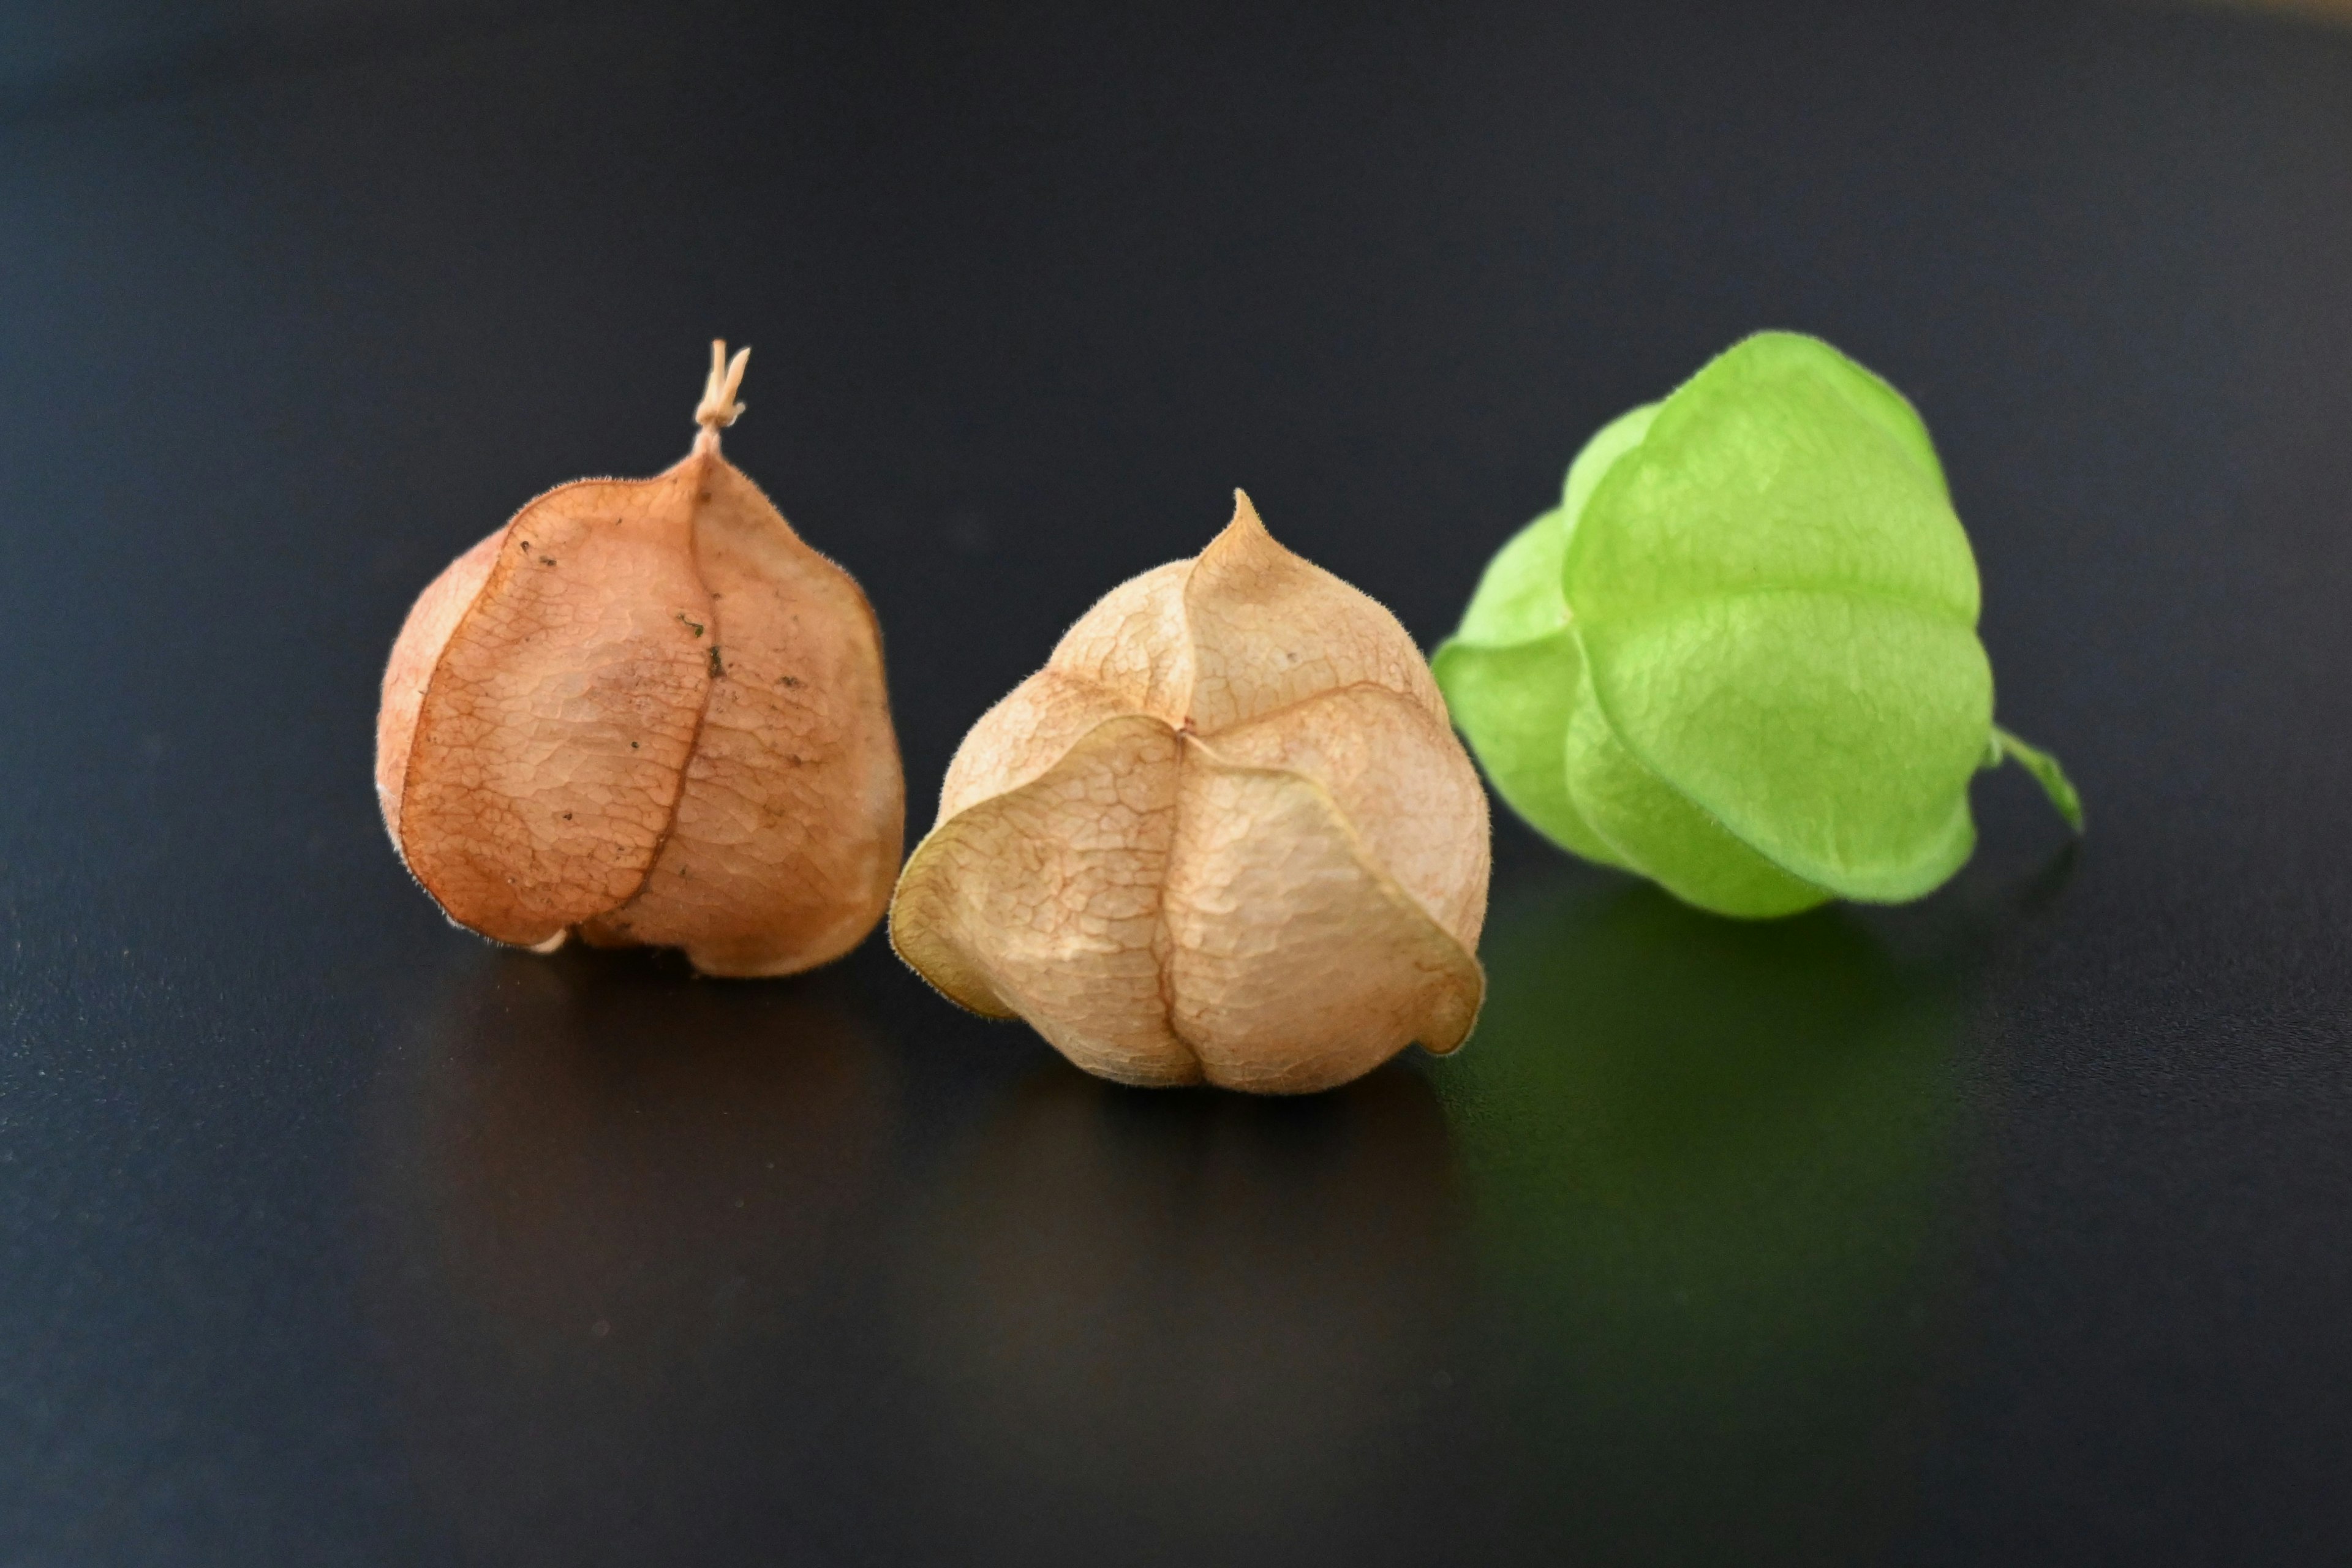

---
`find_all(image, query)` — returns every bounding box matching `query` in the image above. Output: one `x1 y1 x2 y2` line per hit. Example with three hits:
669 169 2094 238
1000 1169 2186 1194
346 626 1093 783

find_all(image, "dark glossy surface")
4 2 2350 1562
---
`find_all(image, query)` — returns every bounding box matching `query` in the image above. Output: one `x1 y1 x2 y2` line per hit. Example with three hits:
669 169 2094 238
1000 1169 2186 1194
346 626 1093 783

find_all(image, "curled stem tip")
1992 725 2084 834
695 339 752 437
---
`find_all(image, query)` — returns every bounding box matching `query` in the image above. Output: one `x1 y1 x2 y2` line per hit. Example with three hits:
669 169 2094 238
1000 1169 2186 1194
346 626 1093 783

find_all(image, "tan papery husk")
889 492 1488 1093
375 345 904 978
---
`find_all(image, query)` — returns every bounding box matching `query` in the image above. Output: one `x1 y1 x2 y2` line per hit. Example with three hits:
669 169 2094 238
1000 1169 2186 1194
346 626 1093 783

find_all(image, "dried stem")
693 339 751 451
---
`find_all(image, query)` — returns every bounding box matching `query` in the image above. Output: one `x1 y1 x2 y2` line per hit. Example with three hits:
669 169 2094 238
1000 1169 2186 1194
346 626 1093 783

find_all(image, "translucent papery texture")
891 493 1490 1095
1434 332 2078 919
377 423 904 978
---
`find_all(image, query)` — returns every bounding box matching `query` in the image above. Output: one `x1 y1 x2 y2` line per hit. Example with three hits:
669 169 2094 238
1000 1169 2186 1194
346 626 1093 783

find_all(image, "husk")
375 345 903 977
891 492 1488 1094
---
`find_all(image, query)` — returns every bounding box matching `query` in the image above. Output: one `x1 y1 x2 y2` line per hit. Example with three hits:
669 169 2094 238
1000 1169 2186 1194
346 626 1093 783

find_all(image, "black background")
4 1 2350 1563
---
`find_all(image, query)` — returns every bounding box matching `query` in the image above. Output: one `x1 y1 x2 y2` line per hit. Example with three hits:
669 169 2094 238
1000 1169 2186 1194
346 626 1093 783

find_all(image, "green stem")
1988 725 2084 833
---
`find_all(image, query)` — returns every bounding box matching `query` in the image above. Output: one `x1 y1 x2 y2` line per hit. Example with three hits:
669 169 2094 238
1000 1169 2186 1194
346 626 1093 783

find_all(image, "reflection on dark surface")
1438 883 1970 1566
363 948 894 1568
354 891 1980 1567
891 1063 1466 1567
